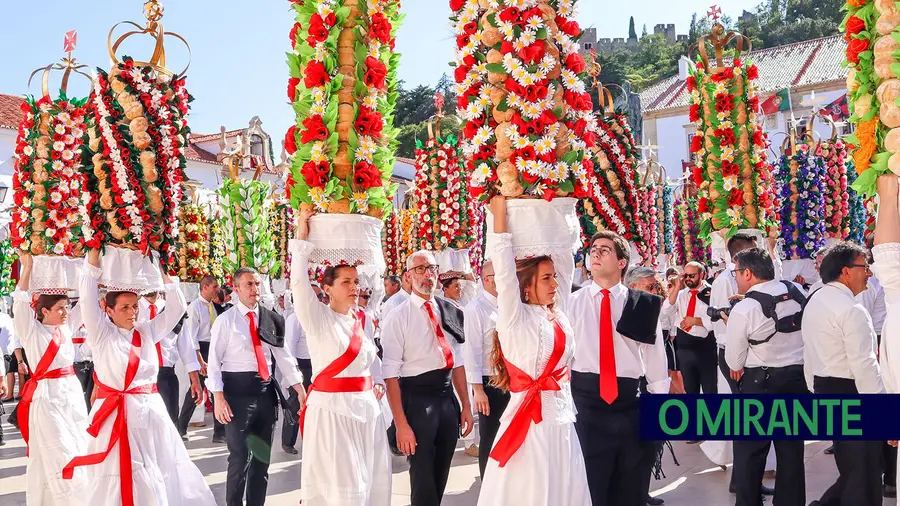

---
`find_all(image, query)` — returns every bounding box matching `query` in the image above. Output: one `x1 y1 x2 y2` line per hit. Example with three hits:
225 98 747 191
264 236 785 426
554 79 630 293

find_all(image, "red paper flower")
370 13 393 44
303 60 330 88
845 16 865 40
307 13 330 46
364 56 389 90
698 198 710 214
565 52 586 74
847 38 869 65
564 91 592 111
716 128 737 146
690 135 703 153
355 107 384 138
689 104 700 122
289 23 302 48
518 42 545 64
284 126 298 155
686 76 696 92
287 77 301 102
747 64 759 81
714 93 735 113
301 115 329 143
499 7 522 24
301 160 330 188
728 188 744 207
449 0 466 10
353 161 382 189
721 159 740 176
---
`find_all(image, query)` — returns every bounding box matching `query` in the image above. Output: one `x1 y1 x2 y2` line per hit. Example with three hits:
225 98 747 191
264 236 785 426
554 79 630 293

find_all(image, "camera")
707 298 739 322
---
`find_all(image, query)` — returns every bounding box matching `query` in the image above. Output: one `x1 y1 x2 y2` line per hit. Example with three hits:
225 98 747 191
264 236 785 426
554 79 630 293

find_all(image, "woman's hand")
18 253 32 270
87 248 101 268
490 195 507 234
296 209 315 241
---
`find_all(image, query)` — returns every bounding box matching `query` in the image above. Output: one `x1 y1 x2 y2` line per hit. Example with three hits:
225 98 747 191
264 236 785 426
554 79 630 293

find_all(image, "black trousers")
223 372 279 506
157 366 180 425
716 347 740 394
74 360 94 411
675 330 718 394
814 376 883 506
573 372 646 506
178 341 225 439
281 358 312 449
400 369 460 506
477 376 511 479
637 376 663 500
734 365 808 506
885 443 897 487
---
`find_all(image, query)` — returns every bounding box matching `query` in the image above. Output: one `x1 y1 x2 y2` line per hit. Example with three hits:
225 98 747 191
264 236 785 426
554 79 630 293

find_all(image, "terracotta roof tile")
0 94 25 130
640 35 846 115
189 129 245 144
185 144 218 164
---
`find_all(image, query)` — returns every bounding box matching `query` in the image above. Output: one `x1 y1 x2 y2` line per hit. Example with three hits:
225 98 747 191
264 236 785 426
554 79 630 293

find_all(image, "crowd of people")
3 174 900 506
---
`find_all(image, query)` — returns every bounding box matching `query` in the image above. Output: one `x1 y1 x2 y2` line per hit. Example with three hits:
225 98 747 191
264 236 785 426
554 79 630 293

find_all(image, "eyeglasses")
683 273 701 279
589 246 614 257
730 268 748 276
848 263 872 274
316 293 329 302
360 294 371 300
409 265 440 275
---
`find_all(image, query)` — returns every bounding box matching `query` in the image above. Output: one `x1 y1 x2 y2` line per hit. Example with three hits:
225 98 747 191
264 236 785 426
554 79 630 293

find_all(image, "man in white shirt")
724 248 808 506
382 251 473 506
178 275 226 442
663 261 717 395
210 267 306 506
139 292 202 425
803 241 885 506
462 259 508 479
279 309 312 455
709 233 758 395
569 231 670 506
380 272 410 318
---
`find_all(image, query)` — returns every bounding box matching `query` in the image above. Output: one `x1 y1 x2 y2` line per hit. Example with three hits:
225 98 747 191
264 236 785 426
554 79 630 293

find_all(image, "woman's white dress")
71 262 216 506
873 243 900 489
12 289 89 506
289 240 391 506
477 232 591 506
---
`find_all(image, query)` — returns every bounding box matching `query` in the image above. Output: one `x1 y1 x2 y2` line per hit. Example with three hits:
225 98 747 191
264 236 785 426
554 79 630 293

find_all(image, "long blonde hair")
489 255 553 392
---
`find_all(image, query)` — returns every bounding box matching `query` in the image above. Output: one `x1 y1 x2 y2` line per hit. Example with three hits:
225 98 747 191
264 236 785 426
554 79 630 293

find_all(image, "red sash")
489 315 569 468
18 327 75 452
299 310 373 437
63 330 157 506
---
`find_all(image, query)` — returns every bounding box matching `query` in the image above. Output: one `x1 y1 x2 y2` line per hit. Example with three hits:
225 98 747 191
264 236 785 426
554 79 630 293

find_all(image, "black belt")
571 371 640 411
745 364 803 374
158 366 176 373
222 371 273 396
398 369 453 397
675 328 716 348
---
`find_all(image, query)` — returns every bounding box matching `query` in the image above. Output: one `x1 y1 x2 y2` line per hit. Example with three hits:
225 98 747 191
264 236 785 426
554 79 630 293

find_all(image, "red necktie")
686 289 699 331
424 301 454 369
149 305 163 367
599 289 618 404
246 312 271 381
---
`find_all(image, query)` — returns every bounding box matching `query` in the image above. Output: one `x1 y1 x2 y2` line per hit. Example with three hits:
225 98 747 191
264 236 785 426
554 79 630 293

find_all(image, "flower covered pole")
775 141 827 260
452 0 597 201
674 196 711 265
177 203 210 282
382 210 402 276
688 19 775 241
217 179 278 276
843 0 900 195
818 138 851 240
285 0 402 217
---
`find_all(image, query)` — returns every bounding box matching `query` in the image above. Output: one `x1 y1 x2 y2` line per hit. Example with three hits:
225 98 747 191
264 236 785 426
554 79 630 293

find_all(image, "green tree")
629 16 637 39
395 116 461 159
394 83 437 127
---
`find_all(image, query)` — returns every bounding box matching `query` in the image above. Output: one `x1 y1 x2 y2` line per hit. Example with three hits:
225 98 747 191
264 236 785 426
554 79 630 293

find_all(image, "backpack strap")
745 281 808 346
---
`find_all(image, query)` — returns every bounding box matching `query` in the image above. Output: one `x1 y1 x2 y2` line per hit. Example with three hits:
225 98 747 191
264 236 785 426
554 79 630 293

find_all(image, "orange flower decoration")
853 117 878 174
847 0 868 6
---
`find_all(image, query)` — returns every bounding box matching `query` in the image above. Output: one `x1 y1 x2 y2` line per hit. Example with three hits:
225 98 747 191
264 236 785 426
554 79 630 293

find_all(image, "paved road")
0 400 895 505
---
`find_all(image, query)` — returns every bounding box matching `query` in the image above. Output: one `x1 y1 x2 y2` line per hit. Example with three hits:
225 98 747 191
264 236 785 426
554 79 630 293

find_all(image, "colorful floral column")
775 144 826 260
452 0 597 201
217 179 278 280
285 0 402 217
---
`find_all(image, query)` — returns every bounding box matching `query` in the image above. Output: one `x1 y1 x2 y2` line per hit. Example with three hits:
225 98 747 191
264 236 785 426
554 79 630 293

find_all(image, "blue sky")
0 0 749 142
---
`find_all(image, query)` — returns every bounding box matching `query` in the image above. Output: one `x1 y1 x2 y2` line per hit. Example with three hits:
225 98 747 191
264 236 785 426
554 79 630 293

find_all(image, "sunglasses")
360 294 371 300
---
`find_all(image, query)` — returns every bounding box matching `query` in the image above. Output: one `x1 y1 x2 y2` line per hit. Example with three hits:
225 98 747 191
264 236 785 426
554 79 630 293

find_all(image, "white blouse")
491 232 576 425
12 289 79 401
873 243 900 395
80 261 186 394
289 239 382 423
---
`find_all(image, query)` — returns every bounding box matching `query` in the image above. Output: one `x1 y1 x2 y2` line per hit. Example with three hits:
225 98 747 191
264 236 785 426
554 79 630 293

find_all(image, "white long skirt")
26 375 89 506
300 405 392 506
478 420 591 506
84 392 216 506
